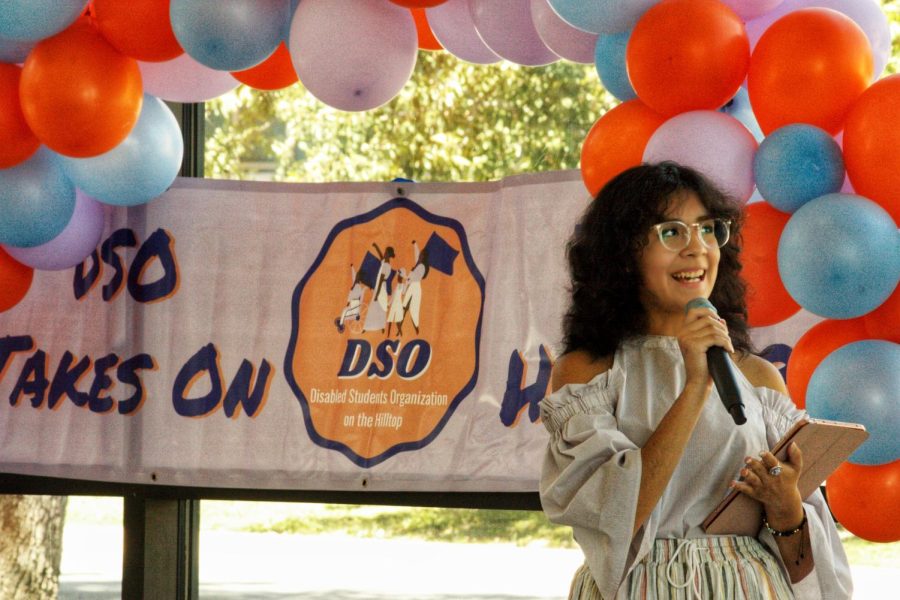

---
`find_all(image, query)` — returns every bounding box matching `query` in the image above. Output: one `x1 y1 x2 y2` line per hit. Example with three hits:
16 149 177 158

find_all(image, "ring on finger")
768 465 783 477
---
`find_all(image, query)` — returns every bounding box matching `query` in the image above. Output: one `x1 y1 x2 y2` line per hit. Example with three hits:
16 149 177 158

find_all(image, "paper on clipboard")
702 418 868 536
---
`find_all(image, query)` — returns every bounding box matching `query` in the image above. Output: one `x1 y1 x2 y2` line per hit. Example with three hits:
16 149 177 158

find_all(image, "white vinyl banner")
0 173 819 492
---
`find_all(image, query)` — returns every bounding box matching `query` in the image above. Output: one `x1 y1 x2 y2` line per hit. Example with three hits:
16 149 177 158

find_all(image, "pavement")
59 524 896 599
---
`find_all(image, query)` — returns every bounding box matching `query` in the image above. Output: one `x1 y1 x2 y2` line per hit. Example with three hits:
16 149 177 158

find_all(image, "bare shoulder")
734 352 788 395
551 350 613 393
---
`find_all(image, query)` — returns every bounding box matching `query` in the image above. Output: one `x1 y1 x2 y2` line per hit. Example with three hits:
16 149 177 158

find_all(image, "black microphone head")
685 297 717 315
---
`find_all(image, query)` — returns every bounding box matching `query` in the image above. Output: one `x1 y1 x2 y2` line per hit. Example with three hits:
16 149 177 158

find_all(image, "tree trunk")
0 495 67 600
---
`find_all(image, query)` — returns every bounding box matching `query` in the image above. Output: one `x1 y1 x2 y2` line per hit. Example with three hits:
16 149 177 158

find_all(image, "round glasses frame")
651 218 732 252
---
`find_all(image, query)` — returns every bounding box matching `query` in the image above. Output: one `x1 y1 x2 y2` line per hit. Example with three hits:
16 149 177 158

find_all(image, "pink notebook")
702 418 868 536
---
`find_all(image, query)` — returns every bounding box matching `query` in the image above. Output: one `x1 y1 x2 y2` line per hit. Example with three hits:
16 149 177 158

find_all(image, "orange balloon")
827 460 900 543
748 8 873 135
411 8 442 52
626 0 749 117
19 19 143 158
843 74 900 225
232 42 298 91
389 1 448 7
742 202 801 327
0 64 40 169
786 318 868 409
864 285 900 343
0 247 34 313
581 100 666 196
93 0 183 62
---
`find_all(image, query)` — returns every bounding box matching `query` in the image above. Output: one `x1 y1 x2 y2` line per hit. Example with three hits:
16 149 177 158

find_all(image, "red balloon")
411 8 442 52
389 1 448 7
232 42 298 91
786 318 868 410
0 247 34 313
827 460 900 543
742 202 800 327
19 19 143 158
843 74 900 225
626 0 749 117
0 64 40 169
748 8 872 135
864 285 900 343
93 0 184 62
581 100 666 196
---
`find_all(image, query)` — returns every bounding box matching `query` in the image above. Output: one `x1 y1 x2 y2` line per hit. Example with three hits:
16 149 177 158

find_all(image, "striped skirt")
569 536 794 600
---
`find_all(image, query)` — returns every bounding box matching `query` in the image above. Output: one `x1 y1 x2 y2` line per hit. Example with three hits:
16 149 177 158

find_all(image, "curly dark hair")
562 161 752 358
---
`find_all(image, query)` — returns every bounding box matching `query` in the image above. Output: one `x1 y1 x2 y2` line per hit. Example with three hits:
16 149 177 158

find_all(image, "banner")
0 173 819 492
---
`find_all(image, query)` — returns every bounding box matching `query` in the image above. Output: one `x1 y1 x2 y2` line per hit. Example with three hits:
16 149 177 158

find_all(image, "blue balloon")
807 340 900 465
0 148 75 248
0 0 86 42
58 95 184 207
0 35 34 63
754 125 844 213
778 193 900 319
170 0 290 71
548 0 660 34
719 87 763 144
594 30 636 102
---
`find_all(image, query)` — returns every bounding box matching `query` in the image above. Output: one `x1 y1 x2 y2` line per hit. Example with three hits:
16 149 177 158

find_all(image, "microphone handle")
707 346 747 425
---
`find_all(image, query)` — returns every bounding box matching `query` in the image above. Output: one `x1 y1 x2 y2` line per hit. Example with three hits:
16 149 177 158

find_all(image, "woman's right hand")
677 307 735 390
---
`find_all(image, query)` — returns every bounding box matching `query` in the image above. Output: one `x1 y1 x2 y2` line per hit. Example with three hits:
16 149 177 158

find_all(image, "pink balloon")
643 111 759 203
530 0 598 64
469 0 558 66
139 54 238 103
289 0 418 111
4 189 105 271
720 0 785 21
746 0 889 78
427 0 500 64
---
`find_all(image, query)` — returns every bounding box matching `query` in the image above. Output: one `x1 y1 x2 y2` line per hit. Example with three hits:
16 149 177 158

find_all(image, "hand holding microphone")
684 297 746 425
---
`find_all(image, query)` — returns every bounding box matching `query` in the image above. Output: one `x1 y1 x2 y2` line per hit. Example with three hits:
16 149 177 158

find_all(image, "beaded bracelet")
763 511 807 537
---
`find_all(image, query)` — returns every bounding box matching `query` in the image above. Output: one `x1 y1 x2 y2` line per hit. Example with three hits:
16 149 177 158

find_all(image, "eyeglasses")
651 218 731 252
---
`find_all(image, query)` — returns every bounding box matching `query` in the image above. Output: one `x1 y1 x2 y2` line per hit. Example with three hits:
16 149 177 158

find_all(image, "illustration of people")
386 268 407 338
335 264 365 334
363 243 394 333
402 240 429 336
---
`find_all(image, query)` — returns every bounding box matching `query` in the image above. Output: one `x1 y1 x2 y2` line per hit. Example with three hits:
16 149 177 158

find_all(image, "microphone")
685 297 747 425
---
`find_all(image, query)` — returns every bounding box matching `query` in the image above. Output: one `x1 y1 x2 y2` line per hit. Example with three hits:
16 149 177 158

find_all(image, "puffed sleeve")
539 375 649 600
757 387 854 600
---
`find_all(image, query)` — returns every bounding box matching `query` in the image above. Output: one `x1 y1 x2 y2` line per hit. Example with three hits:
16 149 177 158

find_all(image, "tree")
0 495 67 599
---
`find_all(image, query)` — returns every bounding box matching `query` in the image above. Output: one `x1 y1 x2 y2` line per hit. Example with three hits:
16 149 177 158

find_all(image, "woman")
540 163 851 599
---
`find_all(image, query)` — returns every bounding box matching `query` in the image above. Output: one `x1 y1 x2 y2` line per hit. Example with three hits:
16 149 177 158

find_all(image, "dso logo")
284 198 485 467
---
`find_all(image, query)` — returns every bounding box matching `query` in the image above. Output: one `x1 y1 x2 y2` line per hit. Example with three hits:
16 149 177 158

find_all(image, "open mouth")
671 269 706 283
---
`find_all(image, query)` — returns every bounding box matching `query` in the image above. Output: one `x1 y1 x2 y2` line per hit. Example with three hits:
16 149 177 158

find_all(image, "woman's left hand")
730 442 804 527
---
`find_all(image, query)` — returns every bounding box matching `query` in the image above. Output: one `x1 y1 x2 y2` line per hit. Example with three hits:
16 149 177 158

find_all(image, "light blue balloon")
170 0 290 71
807 340 900 465
778 193 900 319
58 95 184 207
719 87 763 144
0 35 34 63
548 0 660 34
594 30 635 102
0 148 75 248
0 0 86 41
754 125 845 213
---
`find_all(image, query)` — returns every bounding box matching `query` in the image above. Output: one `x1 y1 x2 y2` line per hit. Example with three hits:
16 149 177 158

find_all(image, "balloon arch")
0 0 898 542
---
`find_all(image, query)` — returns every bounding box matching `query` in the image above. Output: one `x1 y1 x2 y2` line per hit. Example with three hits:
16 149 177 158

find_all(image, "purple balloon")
530 0 598 64
289 0 418 112
643 111 759 203
139 54 239 103
470 0 558 66
427 0 500 65
4 190 105 271
721 0 785 21
746 0 889 79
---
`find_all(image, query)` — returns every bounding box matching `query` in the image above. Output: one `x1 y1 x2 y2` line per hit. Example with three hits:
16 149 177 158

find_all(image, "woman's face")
637 191 720 318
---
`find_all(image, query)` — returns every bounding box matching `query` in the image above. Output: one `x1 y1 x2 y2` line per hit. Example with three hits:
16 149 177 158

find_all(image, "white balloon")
530 0 598 64
427 0 501 64
469 0 558 66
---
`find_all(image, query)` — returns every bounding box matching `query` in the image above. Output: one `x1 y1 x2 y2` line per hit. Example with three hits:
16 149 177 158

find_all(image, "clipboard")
702 418 868 536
